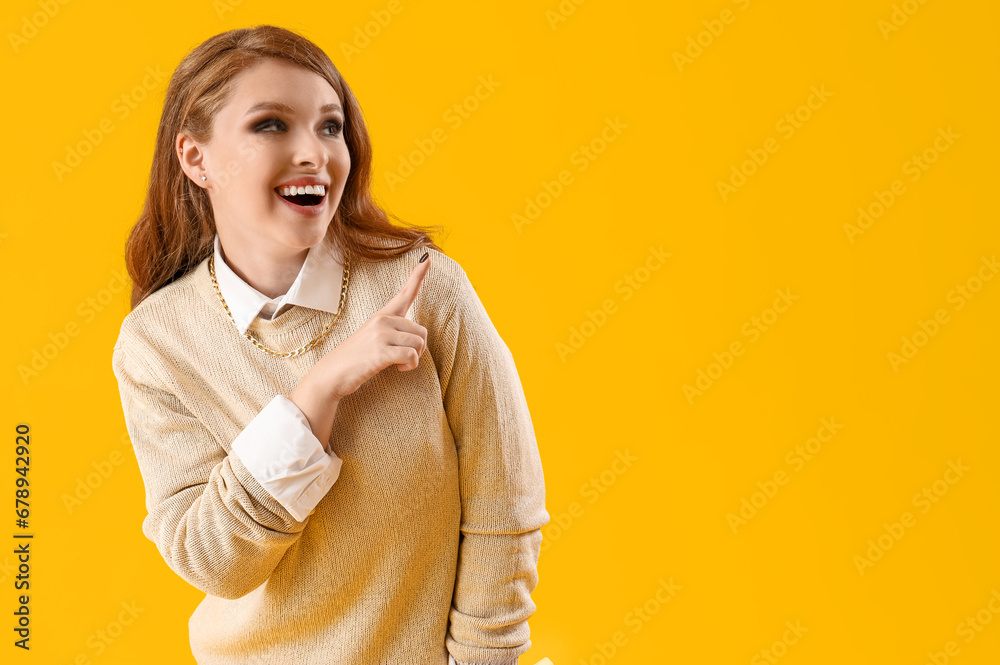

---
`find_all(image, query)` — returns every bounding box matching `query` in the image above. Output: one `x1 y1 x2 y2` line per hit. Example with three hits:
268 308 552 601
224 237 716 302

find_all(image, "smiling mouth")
275 185 326 207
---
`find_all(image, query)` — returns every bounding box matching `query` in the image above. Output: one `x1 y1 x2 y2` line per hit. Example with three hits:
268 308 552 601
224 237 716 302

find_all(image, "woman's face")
180 58 351 257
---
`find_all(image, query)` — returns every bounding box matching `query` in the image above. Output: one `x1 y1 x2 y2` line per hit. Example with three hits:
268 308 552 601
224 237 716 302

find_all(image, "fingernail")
419 252 429 263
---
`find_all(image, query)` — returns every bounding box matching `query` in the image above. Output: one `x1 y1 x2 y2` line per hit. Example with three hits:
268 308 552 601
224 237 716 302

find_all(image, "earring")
201 175 207 181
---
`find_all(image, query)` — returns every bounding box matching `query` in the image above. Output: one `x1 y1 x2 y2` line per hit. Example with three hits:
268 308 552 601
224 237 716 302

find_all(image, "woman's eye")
252 117 342 135
254 118 285 132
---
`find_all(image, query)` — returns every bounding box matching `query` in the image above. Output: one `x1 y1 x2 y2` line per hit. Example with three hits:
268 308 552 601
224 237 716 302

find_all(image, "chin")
283 222 332 247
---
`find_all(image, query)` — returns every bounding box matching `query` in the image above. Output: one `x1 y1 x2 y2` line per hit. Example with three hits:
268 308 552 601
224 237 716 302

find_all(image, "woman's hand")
317 251 432 401
286 252 431 443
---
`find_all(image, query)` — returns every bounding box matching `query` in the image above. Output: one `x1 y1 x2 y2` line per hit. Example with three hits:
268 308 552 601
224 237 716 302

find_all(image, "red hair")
125 25 444 309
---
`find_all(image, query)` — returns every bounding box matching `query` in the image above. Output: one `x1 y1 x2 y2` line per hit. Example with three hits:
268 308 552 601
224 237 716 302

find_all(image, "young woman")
112 25 548 665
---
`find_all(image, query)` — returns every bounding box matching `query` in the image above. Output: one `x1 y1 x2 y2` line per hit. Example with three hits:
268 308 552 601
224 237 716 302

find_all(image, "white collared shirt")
212 233 347 332
219 233 345 522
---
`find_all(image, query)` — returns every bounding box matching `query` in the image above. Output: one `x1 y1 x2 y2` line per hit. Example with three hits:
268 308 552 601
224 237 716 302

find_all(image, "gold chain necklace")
208 252 351 359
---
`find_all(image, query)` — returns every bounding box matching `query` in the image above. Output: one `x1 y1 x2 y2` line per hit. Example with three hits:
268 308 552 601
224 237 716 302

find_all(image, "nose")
291 127 329 170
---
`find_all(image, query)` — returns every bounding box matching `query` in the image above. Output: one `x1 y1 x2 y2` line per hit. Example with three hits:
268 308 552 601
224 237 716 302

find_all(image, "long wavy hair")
125 25 445 309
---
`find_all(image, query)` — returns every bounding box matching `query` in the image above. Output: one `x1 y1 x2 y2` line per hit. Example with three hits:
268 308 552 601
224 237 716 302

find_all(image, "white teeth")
278 184 326 197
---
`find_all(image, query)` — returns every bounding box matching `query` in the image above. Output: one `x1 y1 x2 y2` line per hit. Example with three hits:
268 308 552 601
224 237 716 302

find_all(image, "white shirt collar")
212 233 345 334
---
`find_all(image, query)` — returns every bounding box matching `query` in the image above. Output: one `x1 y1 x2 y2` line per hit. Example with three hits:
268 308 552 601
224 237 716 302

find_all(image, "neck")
218 235 310 299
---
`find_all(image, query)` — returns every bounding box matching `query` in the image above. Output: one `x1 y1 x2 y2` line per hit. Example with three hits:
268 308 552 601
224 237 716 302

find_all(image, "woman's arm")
112 340 330 600
286 355 342 444
435 267 550 665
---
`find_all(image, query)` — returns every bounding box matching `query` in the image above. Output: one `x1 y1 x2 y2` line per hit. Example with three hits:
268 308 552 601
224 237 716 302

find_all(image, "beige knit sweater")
111 241 549 664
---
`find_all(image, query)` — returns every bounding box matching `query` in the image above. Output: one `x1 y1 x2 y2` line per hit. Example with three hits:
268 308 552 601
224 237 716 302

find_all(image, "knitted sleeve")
111 337 312 600
435 267 550 665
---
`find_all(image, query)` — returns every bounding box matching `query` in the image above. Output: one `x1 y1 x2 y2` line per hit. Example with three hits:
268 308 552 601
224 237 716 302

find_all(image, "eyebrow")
244 101 344 116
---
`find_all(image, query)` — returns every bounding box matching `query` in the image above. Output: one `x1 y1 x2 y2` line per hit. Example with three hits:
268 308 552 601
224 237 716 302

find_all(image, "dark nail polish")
419 252 429 263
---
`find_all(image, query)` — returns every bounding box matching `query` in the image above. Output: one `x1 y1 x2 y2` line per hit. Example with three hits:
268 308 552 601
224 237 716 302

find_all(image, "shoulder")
353 231 466 284
114 259 211 365
391 246 504 349
407 245 473 325
352 237 470 319
414 245 468 303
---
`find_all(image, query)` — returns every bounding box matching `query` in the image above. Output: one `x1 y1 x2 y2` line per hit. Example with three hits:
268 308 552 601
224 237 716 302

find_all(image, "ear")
176 131 209 188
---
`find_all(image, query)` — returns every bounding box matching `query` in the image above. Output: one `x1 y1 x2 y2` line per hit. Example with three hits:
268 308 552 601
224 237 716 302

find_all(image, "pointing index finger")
380 251 431 319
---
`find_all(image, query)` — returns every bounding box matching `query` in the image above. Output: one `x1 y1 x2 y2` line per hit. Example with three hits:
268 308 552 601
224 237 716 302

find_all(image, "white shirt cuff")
231 394 342 521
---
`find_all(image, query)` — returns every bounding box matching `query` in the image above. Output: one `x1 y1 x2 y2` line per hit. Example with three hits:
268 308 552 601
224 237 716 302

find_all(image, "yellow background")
3 0 999 663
